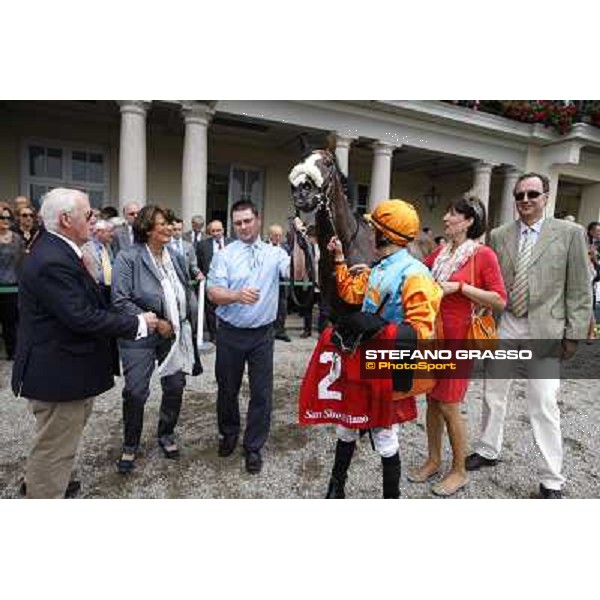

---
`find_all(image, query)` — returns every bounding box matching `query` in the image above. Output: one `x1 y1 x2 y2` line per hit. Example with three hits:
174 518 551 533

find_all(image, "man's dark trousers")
215 320 274 452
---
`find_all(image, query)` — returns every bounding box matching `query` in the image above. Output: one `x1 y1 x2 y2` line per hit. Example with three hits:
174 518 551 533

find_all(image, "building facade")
2 100 600 235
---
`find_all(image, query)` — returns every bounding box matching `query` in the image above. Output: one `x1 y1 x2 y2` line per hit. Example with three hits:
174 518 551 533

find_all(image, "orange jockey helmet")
364 199 420 246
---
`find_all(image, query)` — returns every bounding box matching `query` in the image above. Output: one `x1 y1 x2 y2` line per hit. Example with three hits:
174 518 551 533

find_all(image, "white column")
472 160 494 218
368 141 395 210
546 169 560 218
333 133 356 177
499 166 520 225
118 101 150 211
181 102 214 226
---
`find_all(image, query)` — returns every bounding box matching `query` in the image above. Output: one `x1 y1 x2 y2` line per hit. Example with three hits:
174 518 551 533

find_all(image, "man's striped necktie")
510 229 534 317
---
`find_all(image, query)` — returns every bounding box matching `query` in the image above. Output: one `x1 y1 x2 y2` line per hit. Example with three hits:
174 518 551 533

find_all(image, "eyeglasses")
20 212 34 218
514 190 544 202
127 211 139 217
0 216 11 221
64 209 94 221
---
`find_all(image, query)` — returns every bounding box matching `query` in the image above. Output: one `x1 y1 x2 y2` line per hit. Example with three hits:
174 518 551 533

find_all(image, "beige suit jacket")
489 218 591 340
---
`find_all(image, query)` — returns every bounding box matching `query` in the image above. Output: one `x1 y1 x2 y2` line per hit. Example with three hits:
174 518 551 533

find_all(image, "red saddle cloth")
298 325 417 429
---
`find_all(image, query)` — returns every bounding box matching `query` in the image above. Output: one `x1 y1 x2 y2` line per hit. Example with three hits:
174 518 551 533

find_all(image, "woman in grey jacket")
112 205 199 474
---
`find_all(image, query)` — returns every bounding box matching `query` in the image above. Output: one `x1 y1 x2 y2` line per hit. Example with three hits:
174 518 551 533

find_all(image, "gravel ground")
1 317 599 499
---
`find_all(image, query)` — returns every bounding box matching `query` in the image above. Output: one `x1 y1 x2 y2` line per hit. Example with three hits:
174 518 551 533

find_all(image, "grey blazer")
112 243 198 348
111 225 133 256
490 218 592 341
170 238 200 279
81 240 114 284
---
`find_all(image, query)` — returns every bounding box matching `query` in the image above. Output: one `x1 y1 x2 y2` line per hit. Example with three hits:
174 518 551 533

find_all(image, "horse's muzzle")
291 181 322 212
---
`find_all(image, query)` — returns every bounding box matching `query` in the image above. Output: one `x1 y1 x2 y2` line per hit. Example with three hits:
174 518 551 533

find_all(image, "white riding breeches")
336 424 399 458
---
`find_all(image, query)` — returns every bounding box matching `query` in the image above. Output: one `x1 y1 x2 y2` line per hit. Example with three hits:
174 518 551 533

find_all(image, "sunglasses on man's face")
514 190 544 202
0 215 11 221
20 212 34 218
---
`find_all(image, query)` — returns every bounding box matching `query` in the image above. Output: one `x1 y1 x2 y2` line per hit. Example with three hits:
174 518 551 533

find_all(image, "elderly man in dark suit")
197 219 232 342
466 172 592 499
12 188 157 499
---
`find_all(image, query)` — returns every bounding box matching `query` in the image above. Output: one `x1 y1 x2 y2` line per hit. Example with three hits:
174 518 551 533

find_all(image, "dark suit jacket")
12 232 139 402
196 237 233 276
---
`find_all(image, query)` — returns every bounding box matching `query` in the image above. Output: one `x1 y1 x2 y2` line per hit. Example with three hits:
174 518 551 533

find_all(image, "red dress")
423 245 507 403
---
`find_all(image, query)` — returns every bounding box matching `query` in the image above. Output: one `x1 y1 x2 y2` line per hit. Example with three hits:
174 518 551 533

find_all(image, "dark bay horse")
289 149 376 320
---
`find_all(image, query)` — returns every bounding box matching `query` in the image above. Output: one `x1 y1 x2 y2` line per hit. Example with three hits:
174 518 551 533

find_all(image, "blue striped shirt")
207 239 290 328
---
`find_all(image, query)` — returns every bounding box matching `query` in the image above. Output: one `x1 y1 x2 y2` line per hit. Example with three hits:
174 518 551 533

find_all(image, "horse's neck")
330 184 356 247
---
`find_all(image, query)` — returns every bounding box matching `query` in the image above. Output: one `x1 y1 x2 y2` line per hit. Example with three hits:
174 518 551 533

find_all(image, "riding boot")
382 452 401 499
325 440 356 499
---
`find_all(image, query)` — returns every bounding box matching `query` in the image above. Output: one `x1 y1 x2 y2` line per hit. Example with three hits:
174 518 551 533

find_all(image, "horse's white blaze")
288 152 324 188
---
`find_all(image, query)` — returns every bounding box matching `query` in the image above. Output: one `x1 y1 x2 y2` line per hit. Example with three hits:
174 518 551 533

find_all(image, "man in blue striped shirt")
207 200 290 474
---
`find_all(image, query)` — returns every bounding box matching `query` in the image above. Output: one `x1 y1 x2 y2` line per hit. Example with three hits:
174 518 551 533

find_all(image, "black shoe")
465 453 499 471
534 484 563 499
117 455 135 474
300 331 312 339
19 479 81 498
158 438 180 460
275 332 292 342
245 450 263 474
218 435 238 457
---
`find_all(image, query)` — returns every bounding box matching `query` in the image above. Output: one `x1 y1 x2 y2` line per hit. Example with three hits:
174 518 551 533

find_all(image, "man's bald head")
268 224 284 246
207 220 224 240
123 201 141 225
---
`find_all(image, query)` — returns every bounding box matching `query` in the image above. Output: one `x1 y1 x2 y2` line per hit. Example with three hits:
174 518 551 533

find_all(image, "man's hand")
195 271 205 281
561 339 578 361
157 319 174 338
293 216 307 234
237 287 260 304
326 236 344 261
348 263 369 275
142 312 159 332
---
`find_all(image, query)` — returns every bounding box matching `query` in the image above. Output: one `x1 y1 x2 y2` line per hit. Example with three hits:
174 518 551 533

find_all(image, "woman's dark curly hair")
447 194 487 239
132 204 169 244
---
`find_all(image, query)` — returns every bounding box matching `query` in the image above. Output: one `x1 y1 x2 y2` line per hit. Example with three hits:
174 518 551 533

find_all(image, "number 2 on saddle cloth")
298 324 424 429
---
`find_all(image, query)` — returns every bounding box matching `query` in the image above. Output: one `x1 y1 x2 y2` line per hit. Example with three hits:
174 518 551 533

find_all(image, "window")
23 141 109 208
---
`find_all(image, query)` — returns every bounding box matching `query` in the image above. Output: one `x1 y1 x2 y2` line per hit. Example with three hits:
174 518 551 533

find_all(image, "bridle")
302 152 361 250
288 150 362 311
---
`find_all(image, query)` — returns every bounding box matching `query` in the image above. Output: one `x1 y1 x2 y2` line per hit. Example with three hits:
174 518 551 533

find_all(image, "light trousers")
475 312 564 490
337 424 399 458
26 398 93 499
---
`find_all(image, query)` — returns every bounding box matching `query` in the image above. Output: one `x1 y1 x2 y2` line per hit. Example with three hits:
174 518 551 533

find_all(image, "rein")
288 213 316 311
314 160 361 254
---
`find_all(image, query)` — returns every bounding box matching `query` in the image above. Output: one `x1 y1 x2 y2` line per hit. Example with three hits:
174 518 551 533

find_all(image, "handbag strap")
469 248 492 319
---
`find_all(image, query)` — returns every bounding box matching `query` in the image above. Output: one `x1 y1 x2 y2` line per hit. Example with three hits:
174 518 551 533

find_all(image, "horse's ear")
325 133 337 152
298 133 310 157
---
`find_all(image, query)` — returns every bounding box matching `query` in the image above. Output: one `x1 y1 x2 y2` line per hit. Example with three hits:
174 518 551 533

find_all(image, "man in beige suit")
466 172 592 498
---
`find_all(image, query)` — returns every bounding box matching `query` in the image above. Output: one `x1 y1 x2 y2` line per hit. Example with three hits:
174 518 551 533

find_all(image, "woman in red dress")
409 195 507 496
